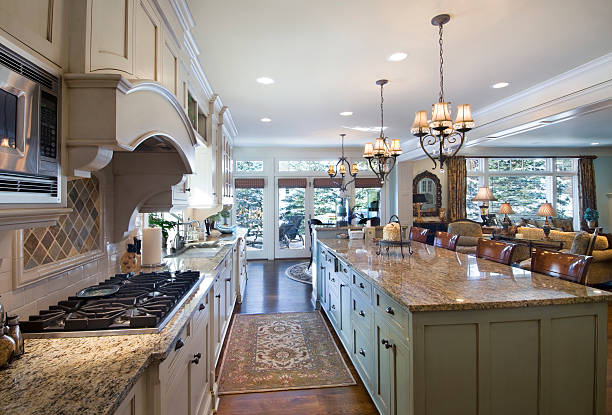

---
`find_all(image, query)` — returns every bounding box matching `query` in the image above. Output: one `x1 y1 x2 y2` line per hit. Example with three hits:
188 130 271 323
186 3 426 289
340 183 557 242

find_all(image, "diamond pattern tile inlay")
23 177 101 270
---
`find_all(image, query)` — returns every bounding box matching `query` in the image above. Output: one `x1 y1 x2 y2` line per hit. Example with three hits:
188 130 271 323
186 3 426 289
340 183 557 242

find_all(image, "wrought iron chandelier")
327 133 358 192
411 14 474 171
362 79 402 184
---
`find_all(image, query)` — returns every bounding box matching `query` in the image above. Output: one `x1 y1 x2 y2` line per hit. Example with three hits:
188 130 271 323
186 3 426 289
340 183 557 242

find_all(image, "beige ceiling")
188 0 612 149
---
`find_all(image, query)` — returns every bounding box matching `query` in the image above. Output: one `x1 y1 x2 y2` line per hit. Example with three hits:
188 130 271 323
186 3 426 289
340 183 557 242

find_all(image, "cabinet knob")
359 282 365 289
340 283 346 287
343 268 347 273
359 310 365 317
359 348 366 356
175 338 184 351
215 294 221 299
225 278 231 282
331 278 335 282
199 303 206 311
385 306 395 315
192 352 202 364
381 339 393 349
331 304 336 310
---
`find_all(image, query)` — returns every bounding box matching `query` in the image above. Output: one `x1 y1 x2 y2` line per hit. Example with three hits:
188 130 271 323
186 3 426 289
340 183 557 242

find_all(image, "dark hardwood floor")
217 259 379 415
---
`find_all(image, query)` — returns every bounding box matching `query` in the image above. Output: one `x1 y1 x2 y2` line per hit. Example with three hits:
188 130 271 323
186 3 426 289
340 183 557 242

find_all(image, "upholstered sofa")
516 226 612 284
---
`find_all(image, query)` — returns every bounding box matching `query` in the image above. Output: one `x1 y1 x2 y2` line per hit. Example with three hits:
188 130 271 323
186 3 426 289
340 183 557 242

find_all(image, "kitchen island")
313 236 611 415
0 230 247 415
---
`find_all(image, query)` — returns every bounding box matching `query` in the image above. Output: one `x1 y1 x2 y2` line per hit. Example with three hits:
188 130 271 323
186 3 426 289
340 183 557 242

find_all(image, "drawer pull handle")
340 283 346 287
343 268 347 273
359 282 365 289
199 303 205 311
381 339 393 349
359 348 366 356
225 278 231 282
192 352 202 364
215 294 221 299
331 278 335 282
385 306 395 315
175 338 184 351
331 304 336 310
359 310 365 317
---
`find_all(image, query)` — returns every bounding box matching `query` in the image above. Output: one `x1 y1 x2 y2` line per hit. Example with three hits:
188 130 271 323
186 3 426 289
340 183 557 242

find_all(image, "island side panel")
412 302 608 415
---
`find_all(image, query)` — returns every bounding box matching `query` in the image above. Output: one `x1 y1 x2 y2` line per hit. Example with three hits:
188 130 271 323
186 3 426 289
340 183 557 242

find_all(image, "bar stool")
409 226 431 244
434 231 459 251
476 238 516 265
531 248 593 285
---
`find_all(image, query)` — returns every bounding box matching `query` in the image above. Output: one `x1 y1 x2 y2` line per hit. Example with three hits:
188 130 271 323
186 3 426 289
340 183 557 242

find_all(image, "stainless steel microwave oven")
0 43 60 204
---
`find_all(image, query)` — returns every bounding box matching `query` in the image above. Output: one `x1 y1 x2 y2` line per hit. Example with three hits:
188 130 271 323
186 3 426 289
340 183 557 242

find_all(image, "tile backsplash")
23 177 101 270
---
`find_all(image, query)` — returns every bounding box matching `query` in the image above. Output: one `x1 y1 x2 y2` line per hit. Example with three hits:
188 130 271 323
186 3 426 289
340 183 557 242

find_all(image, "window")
466 158 578 223
278 159 369 172
235 188 264 250
354 188 381 220
236 160 264 172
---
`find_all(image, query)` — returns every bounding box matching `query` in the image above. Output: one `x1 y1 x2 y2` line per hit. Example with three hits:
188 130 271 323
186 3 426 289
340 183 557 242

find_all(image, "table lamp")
413 193 427 222
472 186 497 225
498 202 514 225
537 202 557 238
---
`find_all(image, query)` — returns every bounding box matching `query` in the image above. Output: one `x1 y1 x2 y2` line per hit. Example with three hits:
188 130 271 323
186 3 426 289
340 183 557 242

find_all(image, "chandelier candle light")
328 133 359 191
411 14 474 172
362 79 402 184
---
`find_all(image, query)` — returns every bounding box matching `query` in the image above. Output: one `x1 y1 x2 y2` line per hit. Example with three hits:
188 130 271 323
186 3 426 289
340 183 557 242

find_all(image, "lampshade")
472 186 497 202
389 139 402 155
429 102 452 130
411 111 429 136
453 104 475 131
339 163 346 174
373 137 386 155
498 202 514 215
363 142 374 158
413 193 427 203
328 165 335 175
537 202 557 218
351 163 358 175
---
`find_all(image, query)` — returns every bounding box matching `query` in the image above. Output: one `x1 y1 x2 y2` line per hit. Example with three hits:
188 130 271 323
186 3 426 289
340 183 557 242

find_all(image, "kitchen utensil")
76 284 121 299
6 315 23 356
0 326 15 366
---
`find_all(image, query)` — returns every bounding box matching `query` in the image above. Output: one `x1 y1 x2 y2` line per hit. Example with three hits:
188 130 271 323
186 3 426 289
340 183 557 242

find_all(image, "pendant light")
328 133 359 191
411 14 474 172
362 79 402 184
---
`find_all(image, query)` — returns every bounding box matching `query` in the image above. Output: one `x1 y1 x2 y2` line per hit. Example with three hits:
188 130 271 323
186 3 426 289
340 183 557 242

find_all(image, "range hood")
65 74 198 242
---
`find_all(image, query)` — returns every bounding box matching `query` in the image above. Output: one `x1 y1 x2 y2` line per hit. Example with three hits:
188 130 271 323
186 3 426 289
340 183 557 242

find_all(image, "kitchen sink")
165 247 220 259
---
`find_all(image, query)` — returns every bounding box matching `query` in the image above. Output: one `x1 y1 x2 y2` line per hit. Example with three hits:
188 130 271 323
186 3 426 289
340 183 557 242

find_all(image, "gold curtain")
578 157 597 230
447 156 467 221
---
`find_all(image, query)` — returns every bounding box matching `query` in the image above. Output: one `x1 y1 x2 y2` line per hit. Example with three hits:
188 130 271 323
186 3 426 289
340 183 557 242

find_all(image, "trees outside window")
235 188 264 250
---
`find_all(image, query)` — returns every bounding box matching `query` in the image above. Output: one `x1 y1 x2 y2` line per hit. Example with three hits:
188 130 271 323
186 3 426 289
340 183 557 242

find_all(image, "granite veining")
0 230 246 415
318 238 612 312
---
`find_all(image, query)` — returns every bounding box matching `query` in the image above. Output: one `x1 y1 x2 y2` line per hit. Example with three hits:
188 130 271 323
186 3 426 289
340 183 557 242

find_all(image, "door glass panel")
278 187 305 250
235 188 264 251
314 187 340 225
354 188 381 221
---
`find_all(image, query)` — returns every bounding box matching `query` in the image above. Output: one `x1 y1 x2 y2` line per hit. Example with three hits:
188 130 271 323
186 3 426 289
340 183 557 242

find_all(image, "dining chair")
476 238 516 265
531 248 593 285
434 231 459 251
409 226 431 244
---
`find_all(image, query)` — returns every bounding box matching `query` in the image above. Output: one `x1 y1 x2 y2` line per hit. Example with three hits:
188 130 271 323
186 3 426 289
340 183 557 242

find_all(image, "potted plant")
148 214 177 247
584 208 599 229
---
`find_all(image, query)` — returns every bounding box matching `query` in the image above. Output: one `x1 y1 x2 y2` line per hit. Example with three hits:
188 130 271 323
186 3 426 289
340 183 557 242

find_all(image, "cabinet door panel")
164 357 189 415
376 323 392 415
190 316 210 415
134 0 158 80
91 0 133 73
390 331 410 415
339 282 351 346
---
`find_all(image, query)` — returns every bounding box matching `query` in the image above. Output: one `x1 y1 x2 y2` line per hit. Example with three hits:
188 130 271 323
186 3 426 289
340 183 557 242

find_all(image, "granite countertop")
318 238 612 312
0 229 246 415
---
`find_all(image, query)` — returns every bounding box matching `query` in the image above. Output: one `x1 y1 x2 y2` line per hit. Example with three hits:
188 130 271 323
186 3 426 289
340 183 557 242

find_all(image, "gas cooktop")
21 270 201 338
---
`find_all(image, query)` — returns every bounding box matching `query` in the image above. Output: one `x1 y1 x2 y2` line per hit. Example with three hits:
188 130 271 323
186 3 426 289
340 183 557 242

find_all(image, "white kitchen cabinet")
114 373 147 415
234 236 247 303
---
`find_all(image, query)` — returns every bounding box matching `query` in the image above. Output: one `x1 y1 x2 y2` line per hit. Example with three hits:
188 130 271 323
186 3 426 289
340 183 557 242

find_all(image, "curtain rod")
465 155 597 159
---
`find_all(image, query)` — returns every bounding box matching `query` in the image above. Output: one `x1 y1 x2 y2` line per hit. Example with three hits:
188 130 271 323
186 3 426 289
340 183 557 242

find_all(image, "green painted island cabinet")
313 235 610 415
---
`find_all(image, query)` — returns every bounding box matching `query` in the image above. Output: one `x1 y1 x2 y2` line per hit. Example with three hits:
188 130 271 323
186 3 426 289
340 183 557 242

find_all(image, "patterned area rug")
218 312 356 394
285 262 312 284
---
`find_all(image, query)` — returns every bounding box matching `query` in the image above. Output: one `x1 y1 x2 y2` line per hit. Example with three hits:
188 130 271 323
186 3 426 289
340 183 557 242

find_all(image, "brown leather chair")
434 231 459 251
409 226 431 244
476 238 516 265
531 248 593 285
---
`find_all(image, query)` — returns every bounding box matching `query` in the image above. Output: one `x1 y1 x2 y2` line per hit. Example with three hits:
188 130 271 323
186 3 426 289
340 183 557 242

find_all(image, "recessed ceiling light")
256 77 275 85
491 82 510 89
591 142 600 145
387 52 407 62
340 111 353 116
260 117 272 123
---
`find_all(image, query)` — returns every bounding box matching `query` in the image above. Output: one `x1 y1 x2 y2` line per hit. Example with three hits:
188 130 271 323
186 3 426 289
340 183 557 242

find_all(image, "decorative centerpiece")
377 215 412 258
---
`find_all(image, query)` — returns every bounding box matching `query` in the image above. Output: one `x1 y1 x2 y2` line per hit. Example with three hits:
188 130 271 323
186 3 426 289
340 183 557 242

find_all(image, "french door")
275 178 342 259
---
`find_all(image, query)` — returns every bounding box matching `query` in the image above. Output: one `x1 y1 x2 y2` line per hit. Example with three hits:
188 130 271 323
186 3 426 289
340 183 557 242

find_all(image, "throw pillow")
569 231 591 255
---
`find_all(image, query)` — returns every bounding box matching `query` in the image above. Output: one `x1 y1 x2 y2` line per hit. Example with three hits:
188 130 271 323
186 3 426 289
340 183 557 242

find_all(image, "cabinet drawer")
375 289 409 338
164 323 190 384
336 260 350 284
351 290 373 332
352 326 374 387
192 294 209 333
328 290 341 327
352 272 372 301
328 270 340 294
